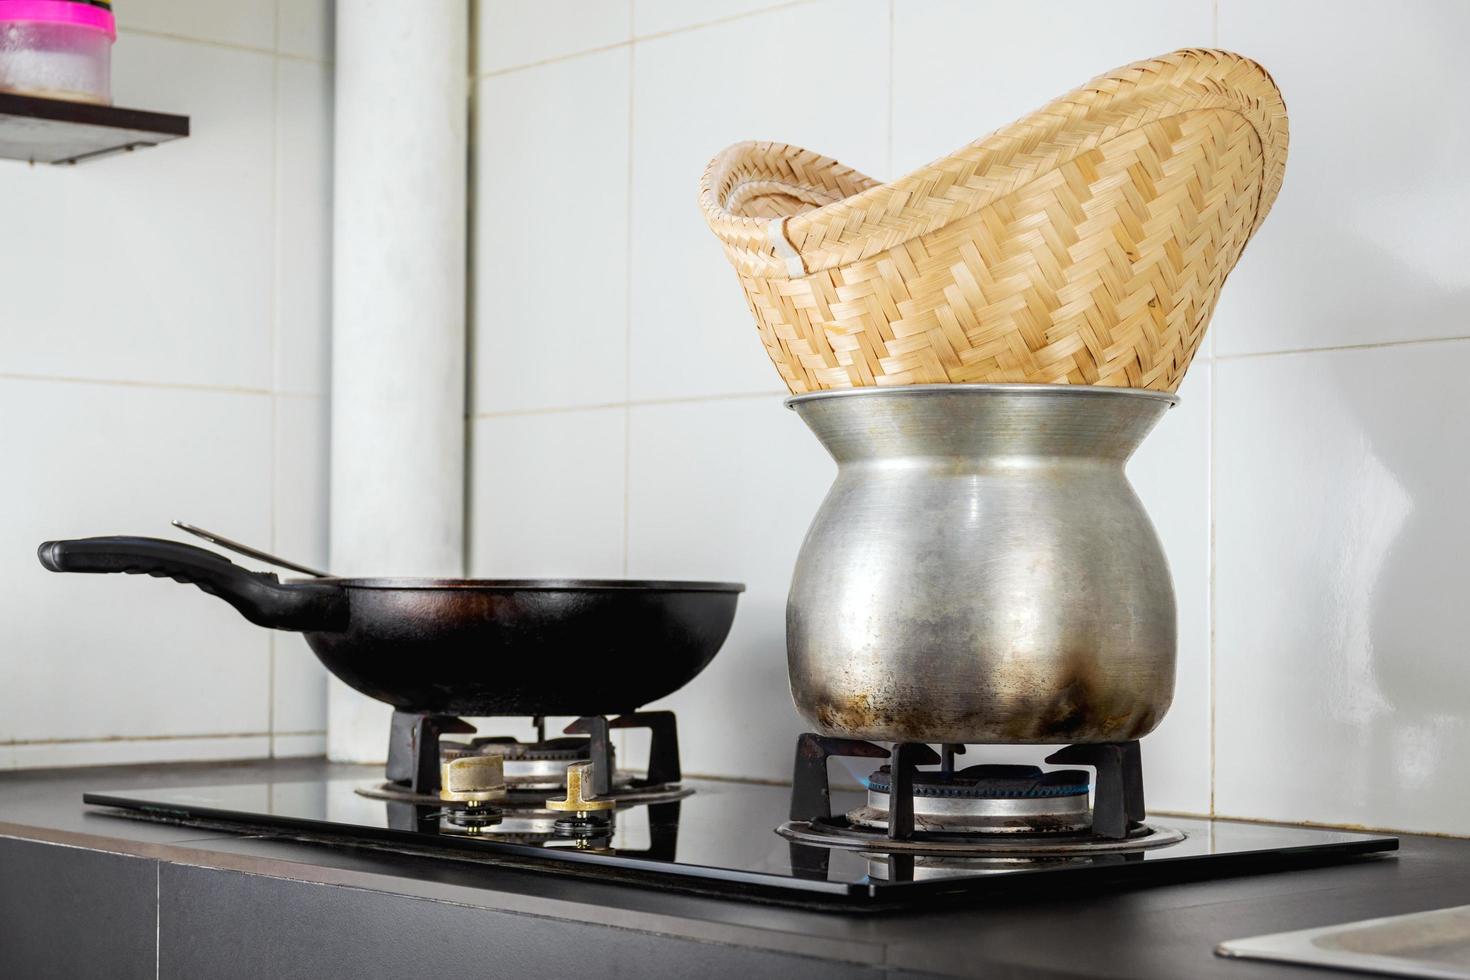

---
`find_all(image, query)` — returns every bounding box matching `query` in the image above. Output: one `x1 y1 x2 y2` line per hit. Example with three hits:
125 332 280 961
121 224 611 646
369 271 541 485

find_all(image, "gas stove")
83 713 1397 909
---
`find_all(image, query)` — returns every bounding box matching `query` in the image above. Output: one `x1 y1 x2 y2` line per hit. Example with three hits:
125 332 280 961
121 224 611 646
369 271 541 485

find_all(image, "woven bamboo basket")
698 49 1288 393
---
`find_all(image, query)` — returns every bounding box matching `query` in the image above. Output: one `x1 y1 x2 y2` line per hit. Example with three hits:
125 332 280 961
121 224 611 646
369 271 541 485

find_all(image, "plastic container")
0 1 115 105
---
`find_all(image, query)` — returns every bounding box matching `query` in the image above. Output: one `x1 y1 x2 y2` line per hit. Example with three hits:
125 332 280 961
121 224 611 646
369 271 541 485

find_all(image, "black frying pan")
38 536 743 717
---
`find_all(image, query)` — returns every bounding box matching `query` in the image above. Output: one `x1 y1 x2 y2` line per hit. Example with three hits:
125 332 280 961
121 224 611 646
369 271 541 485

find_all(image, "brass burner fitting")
439 755 507 806
546 762 614 817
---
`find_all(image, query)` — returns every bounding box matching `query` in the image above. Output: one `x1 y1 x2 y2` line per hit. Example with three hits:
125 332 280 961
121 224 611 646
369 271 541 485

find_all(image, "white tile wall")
276 0 334 62
0 2 334 768
0 36 276 391
628 0 889 402
273 396 330 573
120 0 276 50
891 0 1213 173
0 380 273 743
472 49 630 414
469 408 627 578
272 395 331 736
271 732 328 758
275 58 334 396
476 0 631 74
626 396 834 780
632 0 788 37
1130 366 1213 816
1214 341 1470 835
1214 0 1470 355
12 735 275 769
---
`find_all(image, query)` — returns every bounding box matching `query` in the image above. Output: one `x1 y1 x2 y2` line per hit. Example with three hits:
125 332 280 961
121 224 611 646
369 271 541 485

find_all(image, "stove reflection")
381 797 684 860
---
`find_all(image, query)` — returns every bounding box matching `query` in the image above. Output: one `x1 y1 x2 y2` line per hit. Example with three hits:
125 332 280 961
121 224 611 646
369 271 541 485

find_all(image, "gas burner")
447 736 599 792
414 760 629 846
852 764 1094 835
358 709 690 818
778 733 1182 857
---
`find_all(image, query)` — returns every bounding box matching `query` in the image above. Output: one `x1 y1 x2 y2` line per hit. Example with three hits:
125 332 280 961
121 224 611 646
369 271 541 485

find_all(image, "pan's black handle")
38 536 348 633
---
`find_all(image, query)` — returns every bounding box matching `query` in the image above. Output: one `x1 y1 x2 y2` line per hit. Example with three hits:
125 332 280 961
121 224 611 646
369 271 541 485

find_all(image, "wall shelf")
0 91 188 165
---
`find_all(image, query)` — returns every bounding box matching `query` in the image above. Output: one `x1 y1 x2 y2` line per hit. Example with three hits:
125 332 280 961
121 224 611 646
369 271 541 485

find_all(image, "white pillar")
328 1 468 762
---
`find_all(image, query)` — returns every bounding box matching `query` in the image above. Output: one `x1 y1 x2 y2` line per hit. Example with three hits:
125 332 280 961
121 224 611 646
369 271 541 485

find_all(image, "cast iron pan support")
1047 740 1145 840
387 710 475 796
565 716 615 797
567 711 683 796
788 733 889 822
611 711 681 788
939 742 964 779
886 742 942 841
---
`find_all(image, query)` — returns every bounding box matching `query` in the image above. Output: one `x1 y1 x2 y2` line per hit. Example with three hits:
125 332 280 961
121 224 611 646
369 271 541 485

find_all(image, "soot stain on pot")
1004 649 1161 742
813 689 917 736
801 616 1163 742
813 686 993 743
814 692 875 734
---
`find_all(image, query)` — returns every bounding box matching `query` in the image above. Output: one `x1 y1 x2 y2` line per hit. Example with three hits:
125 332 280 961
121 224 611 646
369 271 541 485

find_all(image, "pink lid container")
0 0 115 103
0 1 116 40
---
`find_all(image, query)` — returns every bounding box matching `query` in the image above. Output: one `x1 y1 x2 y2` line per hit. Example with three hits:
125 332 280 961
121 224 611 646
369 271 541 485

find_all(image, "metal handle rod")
171 520 329 578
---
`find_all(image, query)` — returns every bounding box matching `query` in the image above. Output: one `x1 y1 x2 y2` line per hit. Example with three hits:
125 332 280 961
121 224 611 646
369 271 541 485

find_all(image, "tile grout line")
473 0 821 78
463 0 480 576
115 25 330 64
1208 359 1217 816
23 332 1466 405
886 0 895 177
622 30 635 578
268 11 282 757
0 372 279 396
477 37 629 78
1208 811 1470 842
349 329 1470 426
473 389 788 419
1214 334 1470 361
8 731 324 747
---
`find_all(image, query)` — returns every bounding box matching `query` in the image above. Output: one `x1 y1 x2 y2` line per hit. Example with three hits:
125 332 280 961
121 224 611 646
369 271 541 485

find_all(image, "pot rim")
784 382 1179 409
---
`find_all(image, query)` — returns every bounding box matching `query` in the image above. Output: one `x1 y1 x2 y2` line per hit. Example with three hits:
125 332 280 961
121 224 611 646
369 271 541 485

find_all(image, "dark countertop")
4 758 1470 979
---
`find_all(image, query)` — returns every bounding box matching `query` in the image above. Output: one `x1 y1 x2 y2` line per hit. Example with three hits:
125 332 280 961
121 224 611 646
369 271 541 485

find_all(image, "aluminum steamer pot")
786 384 1177 745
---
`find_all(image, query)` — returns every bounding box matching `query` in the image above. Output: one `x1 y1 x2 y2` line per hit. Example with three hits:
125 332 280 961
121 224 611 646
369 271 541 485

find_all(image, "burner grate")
785 733 1149 847
384 709 683 798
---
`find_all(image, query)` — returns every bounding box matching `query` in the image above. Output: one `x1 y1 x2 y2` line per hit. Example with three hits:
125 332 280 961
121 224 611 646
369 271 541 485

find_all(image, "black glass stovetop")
84 778 1397 909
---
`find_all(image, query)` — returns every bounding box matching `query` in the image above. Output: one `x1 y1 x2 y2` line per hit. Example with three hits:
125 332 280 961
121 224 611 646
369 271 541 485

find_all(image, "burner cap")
865 764 1089 799
439 736 598 791
464 736 590 763
851 764 1093 835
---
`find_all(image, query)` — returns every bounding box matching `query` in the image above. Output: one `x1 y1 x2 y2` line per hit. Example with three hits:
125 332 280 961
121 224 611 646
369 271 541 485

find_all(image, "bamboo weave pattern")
699 49 1288 393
